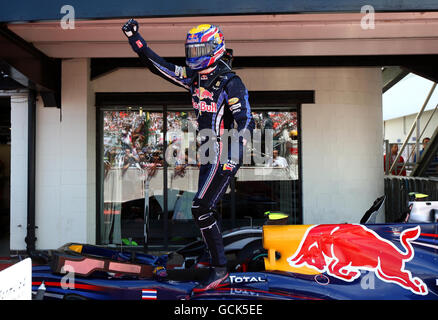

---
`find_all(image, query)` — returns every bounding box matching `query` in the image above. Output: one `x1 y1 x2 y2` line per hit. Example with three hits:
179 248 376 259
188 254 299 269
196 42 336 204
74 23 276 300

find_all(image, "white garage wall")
34 58 96 250
10 63 383 250
300 69 384 224
242 67 384 224
94 66 384 225
10 94 29 251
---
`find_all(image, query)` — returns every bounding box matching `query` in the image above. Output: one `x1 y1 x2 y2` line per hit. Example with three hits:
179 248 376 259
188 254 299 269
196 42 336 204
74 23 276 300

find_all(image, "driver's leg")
191 170 237 292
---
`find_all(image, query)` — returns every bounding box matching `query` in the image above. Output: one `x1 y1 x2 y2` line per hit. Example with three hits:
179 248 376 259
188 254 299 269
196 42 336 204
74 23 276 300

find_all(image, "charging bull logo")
287 224 428 295
193 87 214 100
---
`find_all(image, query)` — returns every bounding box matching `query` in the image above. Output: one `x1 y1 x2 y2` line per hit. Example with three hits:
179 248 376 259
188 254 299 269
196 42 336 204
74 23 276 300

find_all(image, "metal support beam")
91 56 438 83
412 123 438 177
403 65 438 84
389 82 437 174
0 25 61 107
382 66 409 93
25 90 37 255
411 105 438 177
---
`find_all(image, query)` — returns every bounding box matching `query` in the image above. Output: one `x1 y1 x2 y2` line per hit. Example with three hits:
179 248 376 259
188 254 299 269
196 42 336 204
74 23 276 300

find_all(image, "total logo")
229 275 266 284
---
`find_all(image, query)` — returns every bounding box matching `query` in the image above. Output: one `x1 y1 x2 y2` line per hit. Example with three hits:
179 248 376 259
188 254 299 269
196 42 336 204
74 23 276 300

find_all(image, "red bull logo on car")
286 224 428 295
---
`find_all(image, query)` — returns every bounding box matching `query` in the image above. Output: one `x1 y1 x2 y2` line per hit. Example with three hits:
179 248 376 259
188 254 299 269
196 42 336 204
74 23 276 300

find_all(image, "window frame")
95 91 311 249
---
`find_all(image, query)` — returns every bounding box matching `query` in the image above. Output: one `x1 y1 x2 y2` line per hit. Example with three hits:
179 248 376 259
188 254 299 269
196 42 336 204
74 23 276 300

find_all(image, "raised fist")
122 19 139 38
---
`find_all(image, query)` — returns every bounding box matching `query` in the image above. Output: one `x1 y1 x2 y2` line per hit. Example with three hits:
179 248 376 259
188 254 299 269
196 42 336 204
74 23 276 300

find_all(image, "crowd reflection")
103 110 299 174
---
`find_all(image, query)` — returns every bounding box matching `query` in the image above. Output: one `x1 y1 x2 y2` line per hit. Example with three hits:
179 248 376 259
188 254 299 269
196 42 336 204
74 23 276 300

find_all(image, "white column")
239 67 384 224
10 93 28 251
301 68 384 224
35 58 96 249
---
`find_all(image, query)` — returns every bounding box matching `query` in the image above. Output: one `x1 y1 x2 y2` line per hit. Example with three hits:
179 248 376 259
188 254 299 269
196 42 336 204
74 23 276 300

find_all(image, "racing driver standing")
122 19 255 292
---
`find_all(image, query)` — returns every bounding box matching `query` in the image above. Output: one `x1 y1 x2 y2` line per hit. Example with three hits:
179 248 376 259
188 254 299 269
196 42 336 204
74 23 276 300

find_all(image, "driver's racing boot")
192 266 229 293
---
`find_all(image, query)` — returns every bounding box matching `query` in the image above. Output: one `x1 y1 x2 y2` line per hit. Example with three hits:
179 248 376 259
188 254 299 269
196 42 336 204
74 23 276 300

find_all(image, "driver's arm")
122 19 194 91
224 76 255 165
225 76 255 135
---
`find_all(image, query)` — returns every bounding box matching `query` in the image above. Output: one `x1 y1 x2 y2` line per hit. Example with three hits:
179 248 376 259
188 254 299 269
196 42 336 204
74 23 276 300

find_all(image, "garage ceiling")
6 12 438 58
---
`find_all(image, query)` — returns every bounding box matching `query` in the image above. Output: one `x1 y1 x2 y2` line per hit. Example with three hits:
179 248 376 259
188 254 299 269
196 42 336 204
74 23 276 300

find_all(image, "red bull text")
192 101 217 113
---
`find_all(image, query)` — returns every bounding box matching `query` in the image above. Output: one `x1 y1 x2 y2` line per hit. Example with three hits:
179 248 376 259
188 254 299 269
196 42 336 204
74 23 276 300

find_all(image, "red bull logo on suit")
192 101 217 113
287 224 428 295
193 87 214 100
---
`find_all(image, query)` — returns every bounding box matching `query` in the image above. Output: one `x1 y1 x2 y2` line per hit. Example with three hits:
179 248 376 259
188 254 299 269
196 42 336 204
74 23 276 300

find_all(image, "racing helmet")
185 24 226 70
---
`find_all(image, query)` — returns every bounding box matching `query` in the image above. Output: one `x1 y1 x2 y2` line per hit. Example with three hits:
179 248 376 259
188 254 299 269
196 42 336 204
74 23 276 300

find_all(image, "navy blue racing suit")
128 33 255 266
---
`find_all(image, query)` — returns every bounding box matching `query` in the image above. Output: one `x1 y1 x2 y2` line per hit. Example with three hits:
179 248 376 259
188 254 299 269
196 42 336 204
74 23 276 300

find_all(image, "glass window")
234 109 300 227
165 110 199 245
101 109 165 246
98 105 301 249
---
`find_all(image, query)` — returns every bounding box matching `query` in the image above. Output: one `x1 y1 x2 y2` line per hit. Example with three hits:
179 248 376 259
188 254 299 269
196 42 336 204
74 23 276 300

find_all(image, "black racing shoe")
192 266 229 293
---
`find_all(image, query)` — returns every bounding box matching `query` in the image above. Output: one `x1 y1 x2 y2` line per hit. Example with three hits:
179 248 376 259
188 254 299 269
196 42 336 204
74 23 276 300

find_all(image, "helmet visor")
185 41 216 58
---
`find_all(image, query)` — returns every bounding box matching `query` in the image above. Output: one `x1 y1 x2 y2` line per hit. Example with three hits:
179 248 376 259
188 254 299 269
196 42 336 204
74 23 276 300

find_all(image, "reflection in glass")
234 110 300 226
165 111 201 244
99 108 301 247
102 110 164 245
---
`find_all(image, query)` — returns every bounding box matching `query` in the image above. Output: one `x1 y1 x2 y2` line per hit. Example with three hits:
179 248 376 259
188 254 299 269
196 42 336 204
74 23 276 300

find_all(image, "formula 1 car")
31 195 438 300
